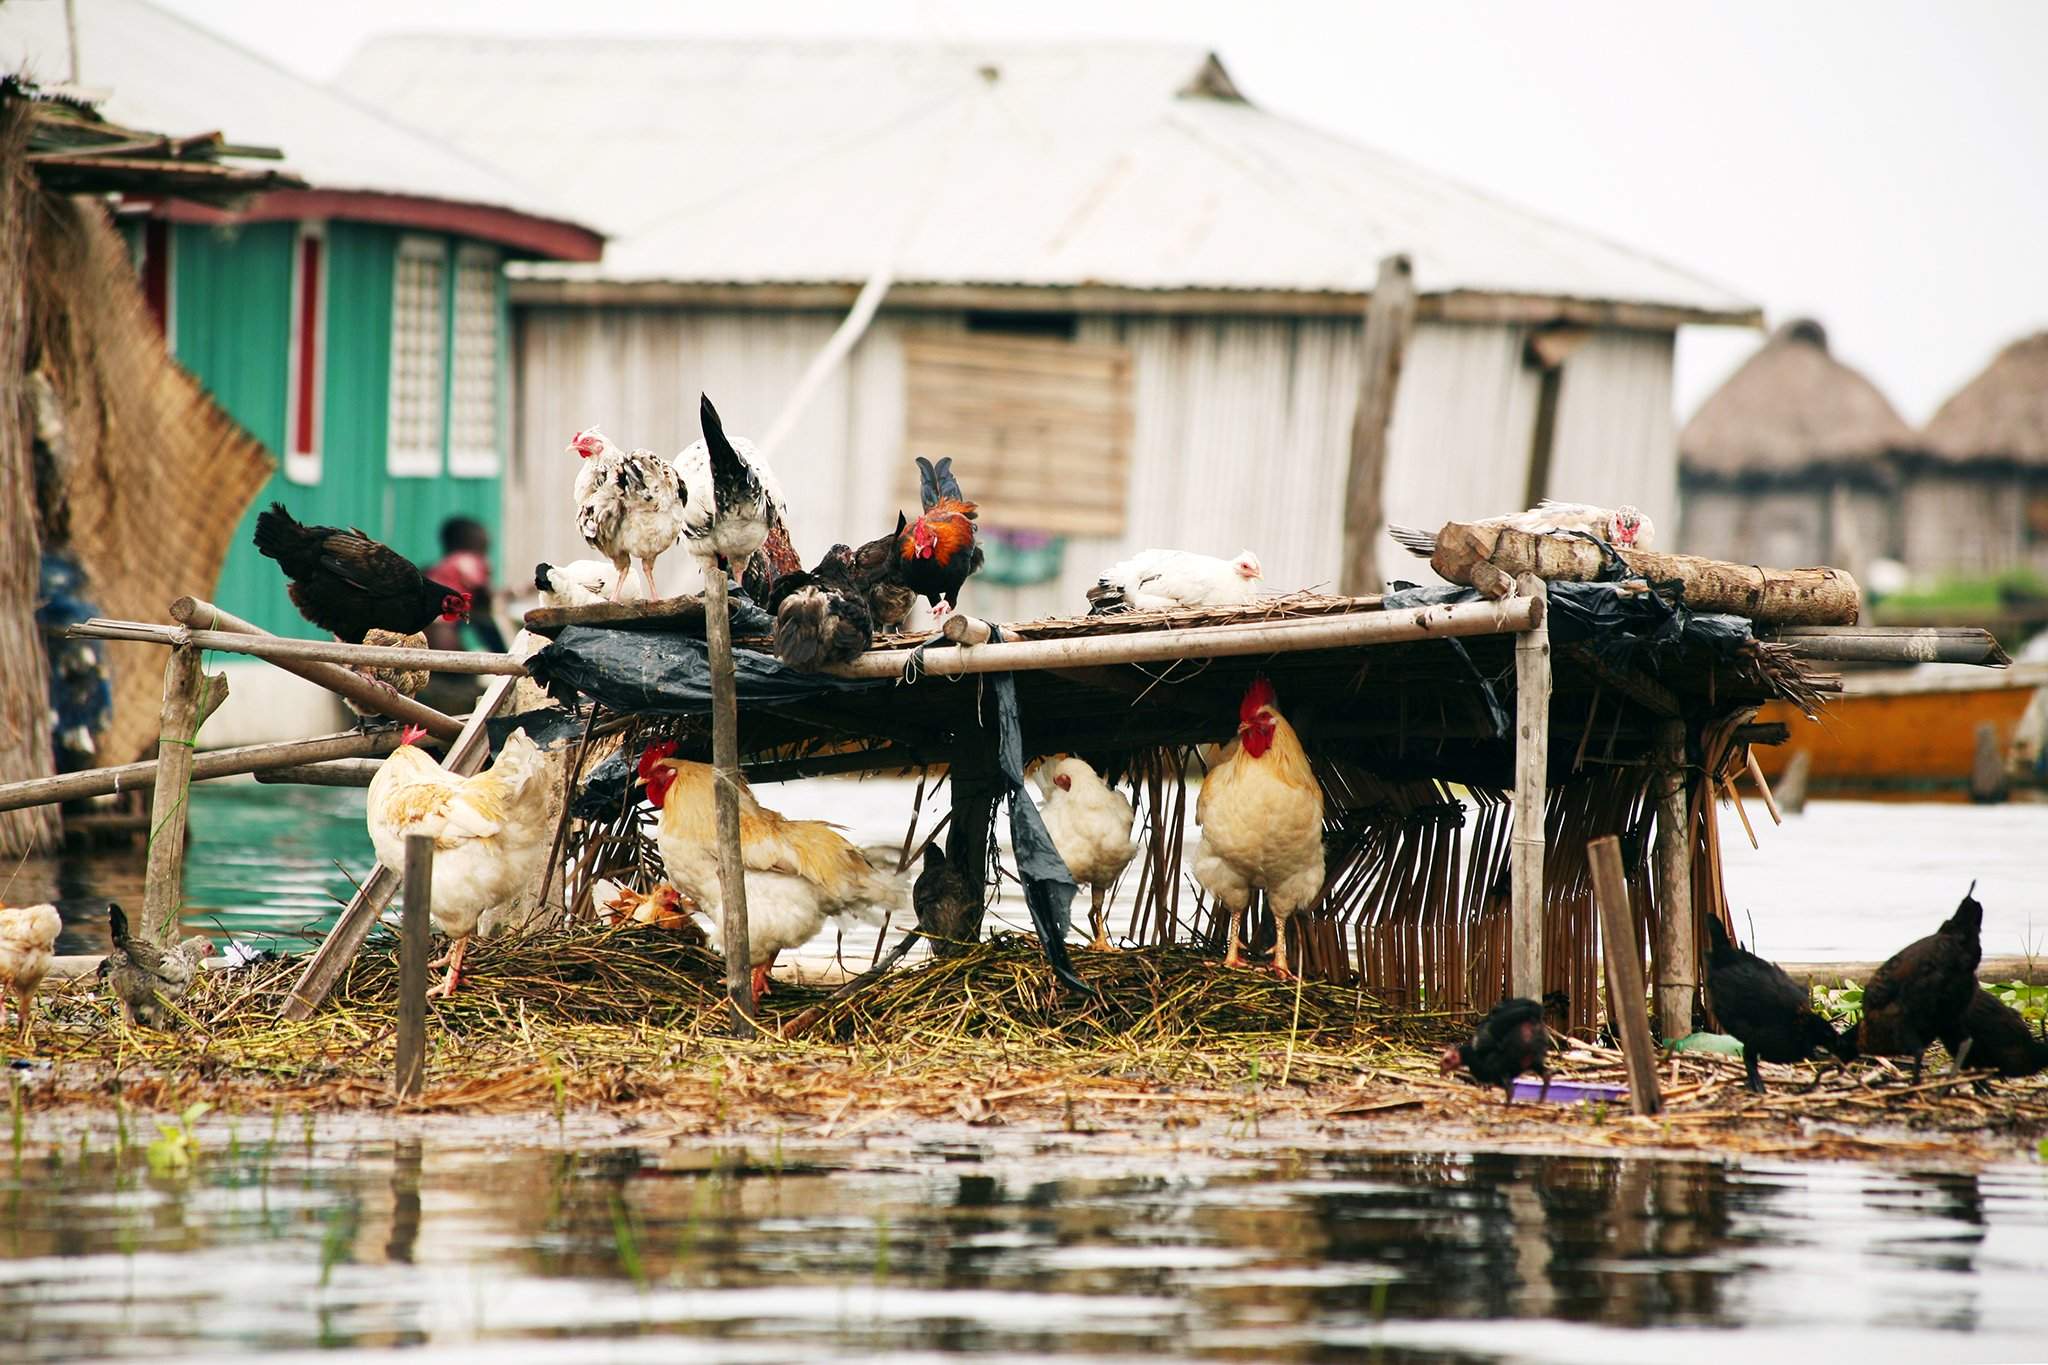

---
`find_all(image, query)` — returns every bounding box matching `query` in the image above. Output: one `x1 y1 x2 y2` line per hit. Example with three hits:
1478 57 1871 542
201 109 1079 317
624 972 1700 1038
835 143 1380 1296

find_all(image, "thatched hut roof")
1680 319 1917 478
1923 332 2048 466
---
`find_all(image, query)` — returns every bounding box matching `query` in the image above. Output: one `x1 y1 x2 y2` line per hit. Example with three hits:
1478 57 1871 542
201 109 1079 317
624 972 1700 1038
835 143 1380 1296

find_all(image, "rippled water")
0 1127 2045 1361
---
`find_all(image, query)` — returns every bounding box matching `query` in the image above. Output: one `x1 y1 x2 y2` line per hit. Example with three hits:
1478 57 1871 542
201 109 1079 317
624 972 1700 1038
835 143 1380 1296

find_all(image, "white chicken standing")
0 902 62 1048
640 744 900 996
1086 549 1262 614
1193 679 1326 979
1388 501 1655 559
366 725 554 996
1035 756 1140 952
675 394 783 580
570 425 688 602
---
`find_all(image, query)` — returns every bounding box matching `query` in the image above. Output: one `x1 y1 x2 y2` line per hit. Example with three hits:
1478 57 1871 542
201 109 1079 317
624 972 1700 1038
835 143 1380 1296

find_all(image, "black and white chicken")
677 394 783 580
570 426 687 601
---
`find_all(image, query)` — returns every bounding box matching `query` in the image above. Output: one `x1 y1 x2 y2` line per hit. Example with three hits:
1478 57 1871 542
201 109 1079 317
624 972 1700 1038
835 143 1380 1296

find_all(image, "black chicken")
99 903 211 1028
850 517 917 631
766 544 873 671
1704 916 1856 1093
1440 996 1551 1102
254 503 470 642
1941 990 2048 1080
913 841 980 959
1857 883 1984 1082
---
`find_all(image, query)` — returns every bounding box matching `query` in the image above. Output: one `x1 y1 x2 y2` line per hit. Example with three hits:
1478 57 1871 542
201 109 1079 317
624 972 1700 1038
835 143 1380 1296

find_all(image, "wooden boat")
1755 662 2048 794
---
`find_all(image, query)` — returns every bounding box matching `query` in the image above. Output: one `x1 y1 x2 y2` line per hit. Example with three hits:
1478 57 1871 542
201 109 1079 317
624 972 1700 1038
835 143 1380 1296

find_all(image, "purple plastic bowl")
1510 1078 1630 1104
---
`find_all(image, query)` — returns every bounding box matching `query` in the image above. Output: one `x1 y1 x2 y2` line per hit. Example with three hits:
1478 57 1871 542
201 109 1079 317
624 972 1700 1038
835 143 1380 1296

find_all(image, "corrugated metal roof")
0 0 580 233
339 36 1752 316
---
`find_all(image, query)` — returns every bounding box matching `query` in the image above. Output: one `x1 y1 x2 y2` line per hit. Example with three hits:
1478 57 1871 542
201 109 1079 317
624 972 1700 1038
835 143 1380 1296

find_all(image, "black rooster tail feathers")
699 392 741 474
1387 524 1439 558
108 902 131 950
915 456 939 511
1947 883 1985 936
1705 913 1733 959
252 502 304 561
932 456 965 504
895 511 908 537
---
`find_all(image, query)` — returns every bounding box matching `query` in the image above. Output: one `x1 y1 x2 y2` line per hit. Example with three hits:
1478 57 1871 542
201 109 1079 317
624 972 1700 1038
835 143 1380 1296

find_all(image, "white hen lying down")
642 749 902 996
1388 501 1656 558
570 425 688 601
1086 549 1263 614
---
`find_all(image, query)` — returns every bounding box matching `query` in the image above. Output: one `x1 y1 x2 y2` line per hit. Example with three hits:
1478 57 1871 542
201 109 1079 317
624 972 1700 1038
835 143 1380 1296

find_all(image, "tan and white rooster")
367 725 553 996
640 743 900 995
1388 501 1655 559
570 425 688 601
1035 756 1139 952
1194 679 1326 979
0 901 62 1048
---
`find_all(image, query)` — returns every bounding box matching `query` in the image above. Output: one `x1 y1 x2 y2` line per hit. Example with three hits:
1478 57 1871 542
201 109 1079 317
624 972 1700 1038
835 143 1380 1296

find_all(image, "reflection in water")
0 1133 2043 1361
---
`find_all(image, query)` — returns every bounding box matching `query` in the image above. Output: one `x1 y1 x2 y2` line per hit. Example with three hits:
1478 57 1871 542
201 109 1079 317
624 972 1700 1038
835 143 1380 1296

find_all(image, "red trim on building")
293 233 323 454
140 218 172 333
151 190 603 262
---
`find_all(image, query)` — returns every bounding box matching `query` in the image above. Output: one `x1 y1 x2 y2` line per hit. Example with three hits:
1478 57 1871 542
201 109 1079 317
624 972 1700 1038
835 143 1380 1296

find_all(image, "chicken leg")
750 952 778 1000
1222 901 1248 969
1269 916 1295 982
425 936 469 998
636 556 660 602
15 989 32 1050
607 558 633 603
1087 887 1117 953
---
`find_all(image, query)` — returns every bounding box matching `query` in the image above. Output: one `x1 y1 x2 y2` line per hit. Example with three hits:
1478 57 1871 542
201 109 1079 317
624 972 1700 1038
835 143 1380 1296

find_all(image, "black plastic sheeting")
1385 579 1755 676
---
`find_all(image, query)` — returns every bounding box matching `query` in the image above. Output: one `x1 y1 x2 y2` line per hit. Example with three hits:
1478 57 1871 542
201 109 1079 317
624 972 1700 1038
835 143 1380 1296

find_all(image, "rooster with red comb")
1192 678 1326 978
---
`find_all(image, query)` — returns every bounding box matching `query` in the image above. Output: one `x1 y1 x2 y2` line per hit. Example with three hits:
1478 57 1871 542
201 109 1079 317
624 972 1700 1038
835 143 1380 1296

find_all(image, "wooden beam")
0 730 403 813
832 598 1543 681
1340 254 1416 596
520 594 708 637
1764 626 2009 666
254 758 384 788
1651 719 1696 1041
702 568 757 1035
396 834 431 1099
140 644 203 946
281 675 519 1021
1588 834 1664 1116
1565 644 1679 718
70 619 525 675
1510 576 1550 1001
169 598 465 741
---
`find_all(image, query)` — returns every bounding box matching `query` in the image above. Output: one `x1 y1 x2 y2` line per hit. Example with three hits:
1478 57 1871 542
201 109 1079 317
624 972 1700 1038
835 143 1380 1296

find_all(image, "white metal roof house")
343 37 1759 614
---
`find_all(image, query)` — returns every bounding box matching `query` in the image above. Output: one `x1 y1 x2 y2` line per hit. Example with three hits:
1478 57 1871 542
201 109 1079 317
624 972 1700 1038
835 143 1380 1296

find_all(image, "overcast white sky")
154 0 2048 425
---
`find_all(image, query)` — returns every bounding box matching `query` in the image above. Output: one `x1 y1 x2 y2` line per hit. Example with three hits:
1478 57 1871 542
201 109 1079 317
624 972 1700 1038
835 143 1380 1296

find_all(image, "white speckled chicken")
675 394 782 580
1193 679 1325 979
1388 501 1655 558
1035 756 1139 952
366 725 553 996
0 901 62 1047
641 744 899 995
570 425 687 601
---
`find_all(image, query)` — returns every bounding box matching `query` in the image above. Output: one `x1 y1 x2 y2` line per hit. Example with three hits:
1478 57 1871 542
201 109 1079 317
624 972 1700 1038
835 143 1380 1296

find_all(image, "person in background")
420 516 508 713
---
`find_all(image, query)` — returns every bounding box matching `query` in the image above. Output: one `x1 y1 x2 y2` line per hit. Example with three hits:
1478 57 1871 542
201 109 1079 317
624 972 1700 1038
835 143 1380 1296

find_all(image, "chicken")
366 725 553 997
1440 997 1551 1102
253 503 471 642
911 842 980 957
740 508 805 607
1856 883 1984 1082
897 457 983 619
596 881 702 936
850 517 917 631
1086 549 1263 614
569 425 688 602
677 394 781 579
101 902 211 1028
1389 501 1656 559
1035 756 1139 952
534 559 651 610
0 901 62 1047
1941 990 2048 1080
767 544 873 671
342 628 430 723
641 744 901 996
1704 916 1856 1093
1193 679 1325 978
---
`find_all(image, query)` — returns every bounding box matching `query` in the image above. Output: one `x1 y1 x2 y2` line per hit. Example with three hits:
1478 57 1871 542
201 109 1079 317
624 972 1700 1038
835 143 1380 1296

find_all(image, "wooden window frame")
283 221 327 486
447 242 503 478
387 233 448 478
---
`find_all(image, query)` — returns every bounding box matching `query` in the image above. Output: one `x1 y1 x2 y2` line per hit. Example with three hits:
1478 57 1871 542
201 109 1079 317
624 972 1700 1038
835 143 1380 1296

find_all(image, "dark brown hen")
1941 989 2048 1080
1441 996 1550 1102
1857 883 1984 1082
1705 916 1857 1093
253 503 469 642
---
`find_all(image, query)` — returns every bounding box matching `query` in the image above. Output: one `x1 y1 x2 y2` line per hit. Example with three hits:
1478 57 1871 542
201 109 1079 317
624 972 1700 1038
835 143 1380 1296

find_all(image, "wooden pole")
830 596 1543 680
1766 625 2007 666
396 833 431 1099
254 759 384 788
140 643 204 946
702 565 756 1034
70 619 526 675
168 597 465 741
1339 253 1416 596
1651 719 1696 1042
1510 576 1550 1001
0 728 404 813
281 674 519 1021
1588 834 1663 1116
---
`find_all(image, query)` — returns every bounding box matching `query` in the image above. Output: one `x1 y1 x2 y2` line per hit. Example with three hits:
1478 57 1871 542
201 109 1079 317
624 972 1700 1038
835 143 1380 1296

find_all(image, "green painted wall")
184 222 505 640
